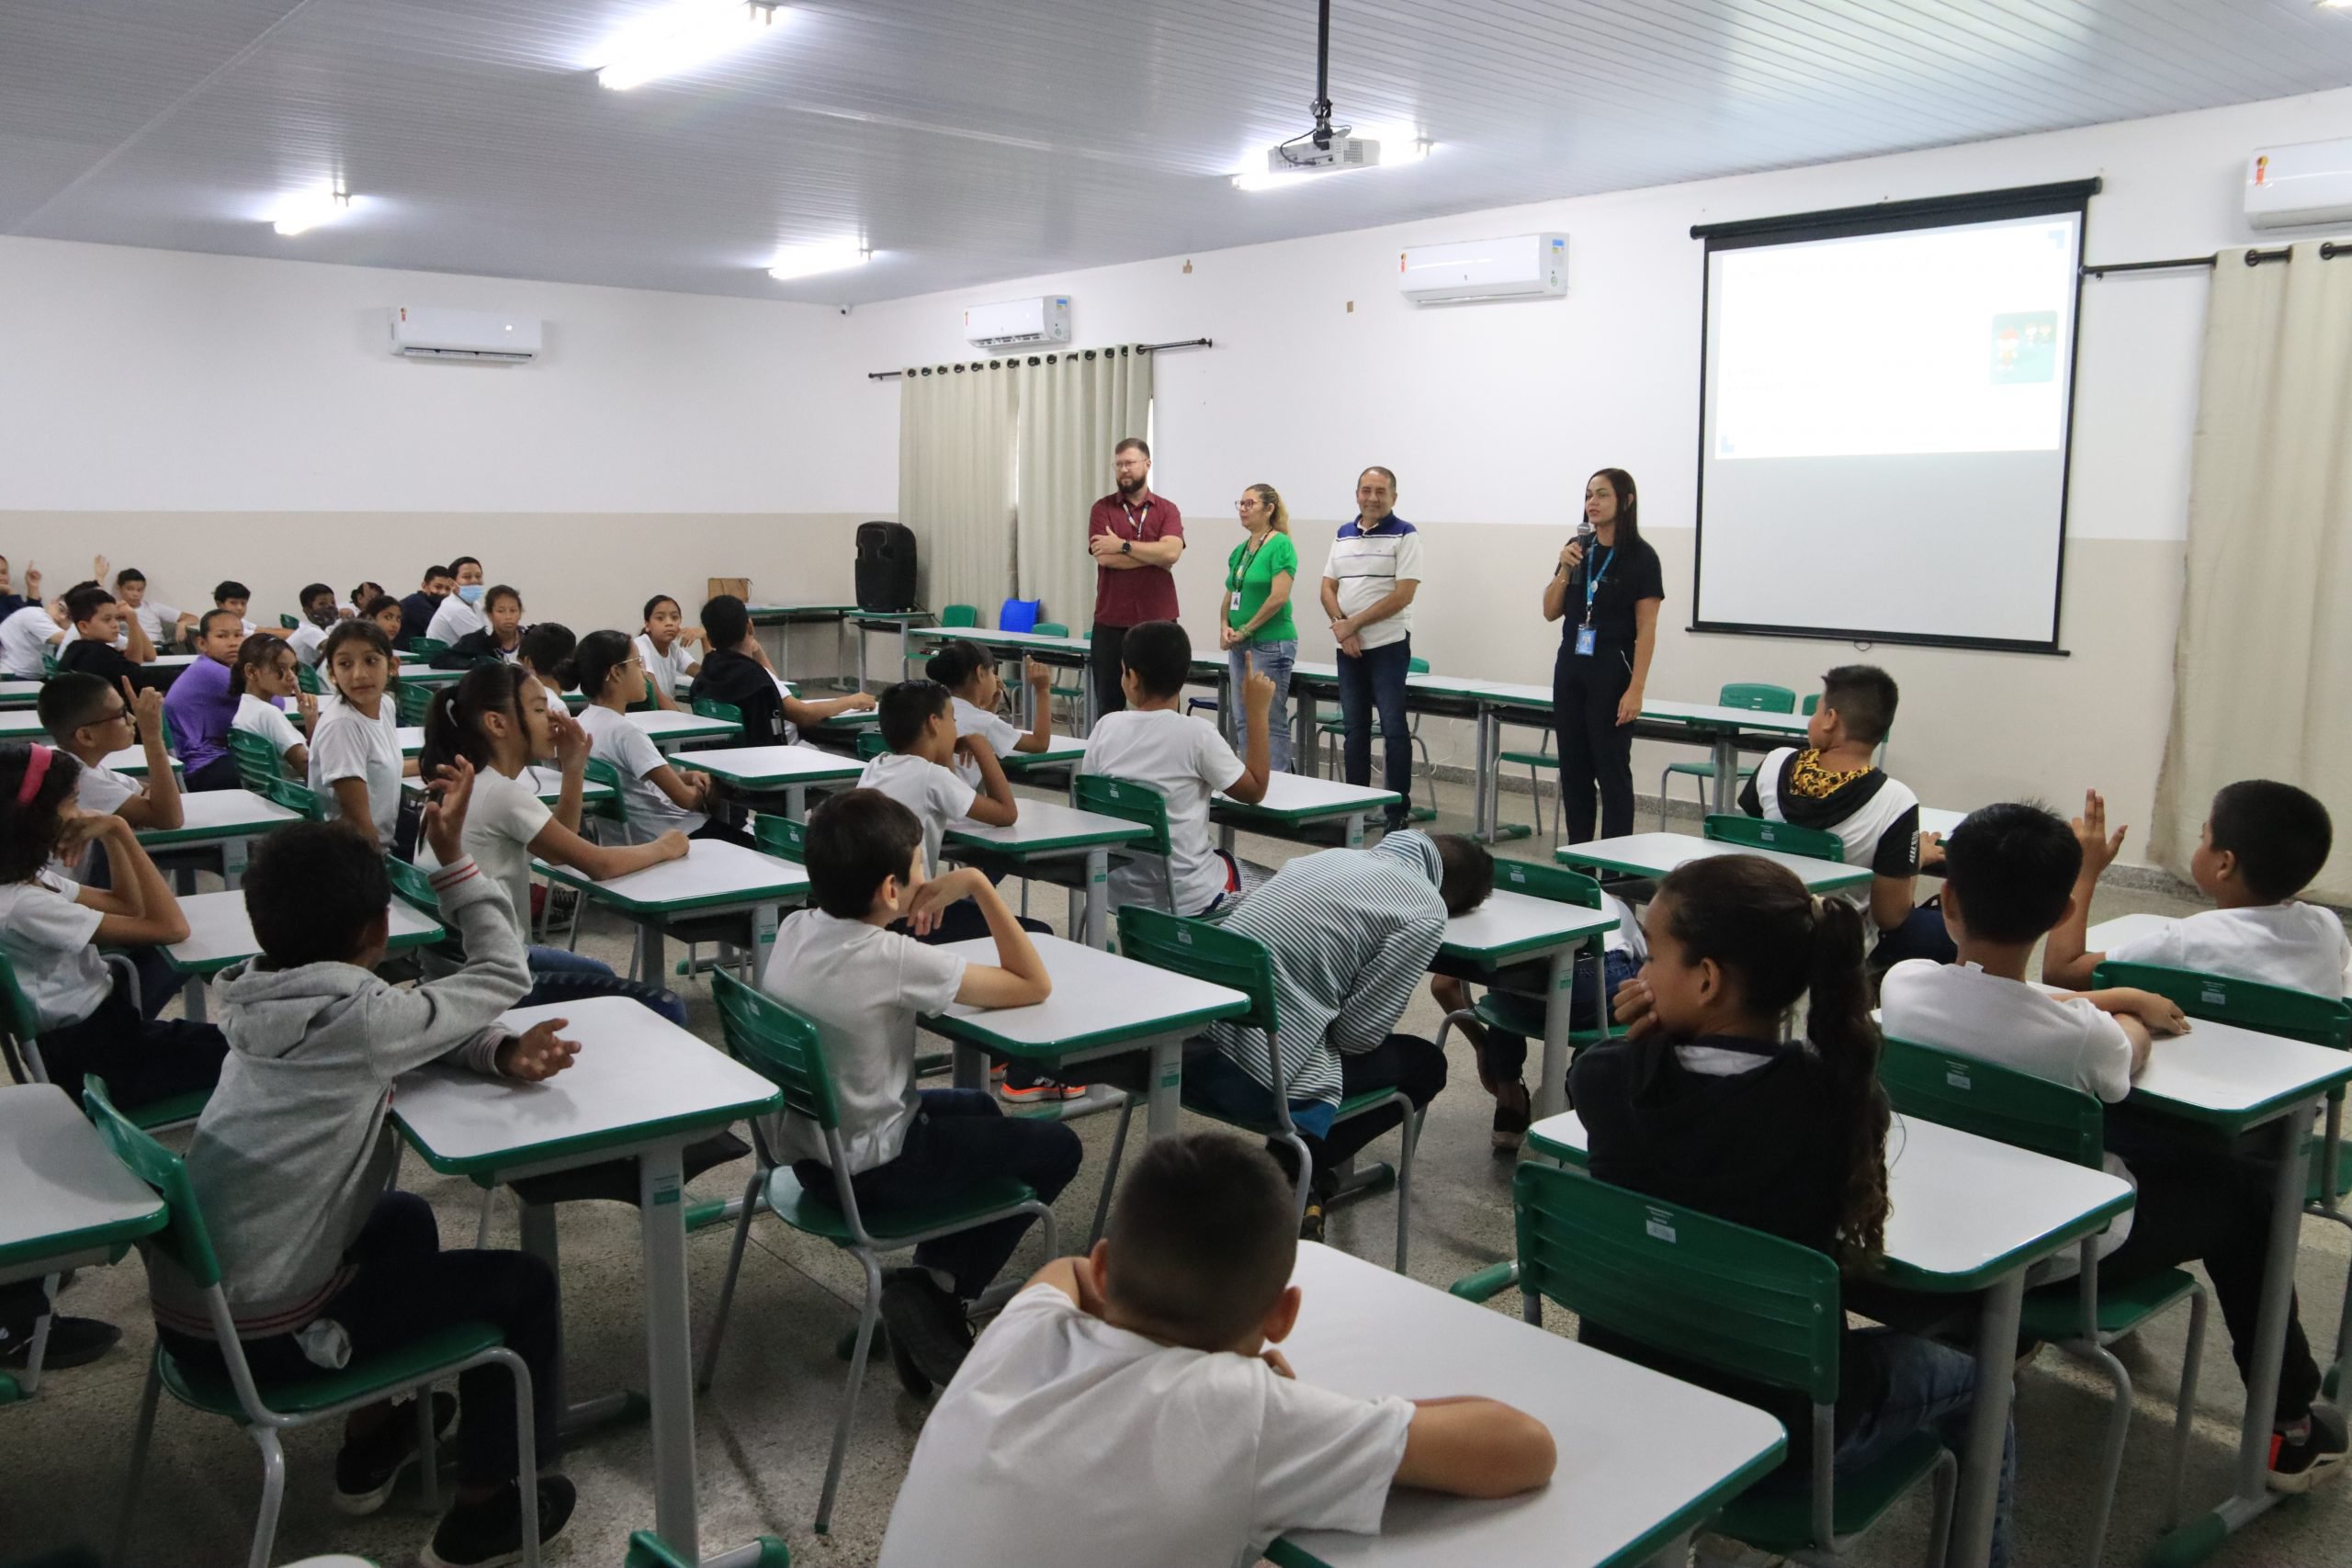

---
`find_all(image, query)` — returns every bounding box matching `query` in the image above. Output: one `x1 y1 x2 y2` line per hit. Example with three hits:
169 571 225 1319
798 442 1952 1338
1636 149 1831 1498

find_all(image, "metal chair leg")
817 1251 885 1535
115 1357 164 1563
2165 1286 2210 1530
1088 1096 1135 1249
245 1424 288 1568
1280 1131 1313 1226
1395 1104 1423 1273
475 1184 497 1248
2076 1341 2133 1568
501 1346 543 1568
696 1169 767 1393
1924 1447 1958 1568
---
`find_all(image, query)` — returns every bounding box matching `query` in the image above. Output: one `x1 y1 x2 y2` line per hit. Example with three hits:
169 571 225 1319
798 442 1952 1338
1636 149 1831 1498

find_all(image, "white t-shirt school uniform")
424 596 485 646
761 908 967 1174
0 604 60 679
2107 904 2352 1001
132 601 184 646
1080 707 1245 916
857 750 977 878
58 765 141 879
949 695 1023 791
233 694 306 762
415 766 550 946
0 873 111 1032
288 621 329 667
577 703 705 840
1880 958 2138 1275
878 1283 1413 1568
309 699 404 847
634 634 695 700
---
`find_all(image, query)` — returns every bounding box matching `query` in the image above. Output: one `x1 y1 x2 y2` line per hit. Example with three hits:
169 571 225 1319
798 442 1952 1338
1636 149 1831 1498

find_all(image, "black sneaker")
2268 1404 2348 1494
1491 1082 1531 1156
0 1314 120 1372
878 1269 973 1391
1298 1200 1327 1245
420 1475 577 1568
334 1392 458 1516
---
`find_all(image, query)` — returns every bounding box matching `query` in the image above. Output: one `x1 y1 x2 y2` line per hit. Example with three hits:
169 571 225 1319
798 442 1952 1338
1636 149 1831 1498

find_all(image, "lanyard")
1118 498 1151 536
1581 547 1614 626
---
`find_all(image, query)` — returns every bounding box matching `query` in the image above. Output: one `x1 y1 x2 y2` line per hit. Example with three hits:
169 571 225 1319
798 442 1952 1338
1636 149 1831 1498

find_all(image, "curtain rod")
867 337 1212 381
2083 242 2346 277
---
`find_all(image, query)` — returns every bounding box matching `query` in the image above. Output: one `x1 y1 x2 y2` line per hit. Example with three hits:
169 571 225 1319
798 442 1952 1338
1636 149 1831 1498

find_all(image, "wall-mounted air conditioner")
388 306 542 363
964 296 1070 349
2245 138 2352 231
1397 234 1567 304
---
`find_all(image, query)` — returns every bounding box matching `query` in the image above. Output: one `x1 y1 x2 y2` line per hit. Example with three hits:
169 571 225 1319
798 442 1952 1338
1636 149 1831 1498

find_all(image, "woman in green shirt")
1218 482 1298 773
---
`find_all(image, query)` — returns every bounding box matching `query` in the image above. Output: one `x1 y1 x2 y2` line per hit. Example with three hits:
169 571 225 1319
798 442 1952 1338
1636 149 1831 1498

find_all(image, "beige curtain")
2154 241 2352 903
1015 346 1154 631
897 362 1019 616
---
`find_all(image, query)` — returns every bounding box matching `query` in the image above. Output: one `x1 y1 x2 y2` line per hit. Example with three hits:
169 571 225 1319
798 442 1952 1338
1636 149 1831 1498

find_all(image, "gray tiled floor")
6 778 2348 1568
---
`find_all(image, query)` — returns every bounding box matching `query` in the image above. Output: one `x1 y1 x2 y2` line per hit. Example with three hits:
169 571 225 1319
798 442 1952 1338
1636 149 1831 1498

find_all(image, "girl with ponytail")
417 661 692 1024
310 619 410 851
572 629 755 849
925 637 1055 790
1568 853 2014 1564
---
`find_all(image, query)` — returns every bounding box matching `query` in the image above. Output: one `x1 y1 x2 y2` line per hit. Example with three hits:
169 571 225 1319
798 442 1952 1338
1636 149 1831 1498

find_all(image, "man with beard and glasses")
1085 437 1185 720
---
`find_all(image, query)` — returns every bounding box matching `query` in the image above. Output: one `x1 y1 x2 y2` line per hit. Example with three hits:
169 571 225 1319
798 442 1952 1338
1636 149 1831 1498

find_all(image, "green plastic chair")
277 614 299 631
1495 724 1559 843
293 660 322 697
1432 862 1621 1089
1103 908 1424 1270
938 604 978 628
1703 811 1845 863
405 637 447 657
752 813 806 863
1882 1036 2205 1567
1029 623 1086 727
696 972 1055 1533
1316 655 1436 822
627 1530 787 1568
261 774 325 823
1033 622 1069 637
1509 1160 1954 1563
692 695 743 727
1073 773 1178 916
0 952 198 1130
394 682 435 726
40 647 60 679
854 730 888 761
228 729 284 792
1657 682 1796 829
84 1077 541 1568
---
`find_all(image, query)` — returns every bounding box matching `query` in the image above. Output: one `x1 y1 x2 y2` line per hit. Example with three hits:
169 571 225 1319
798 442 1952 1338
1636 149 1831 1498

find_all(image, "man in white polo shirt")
1319 467 1421 831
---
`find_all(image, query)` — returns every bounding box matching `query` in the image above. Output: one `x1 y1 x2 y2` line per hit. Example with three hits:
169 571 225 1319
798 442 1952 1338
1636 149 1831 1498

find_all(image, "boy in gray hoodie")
147 759 582 1568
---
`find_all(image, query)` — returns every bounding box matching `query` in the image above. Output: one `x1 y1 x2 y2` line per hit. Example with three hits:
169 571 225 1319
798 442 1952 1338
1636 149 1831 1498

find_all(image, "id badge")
1574 626 1597 657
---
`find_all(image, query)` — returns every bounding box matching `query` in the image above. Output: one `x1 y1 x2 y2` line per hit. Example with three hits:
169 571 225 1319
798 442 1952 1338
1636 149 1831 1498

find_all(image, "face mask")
307 605 339 628
457 583 485 604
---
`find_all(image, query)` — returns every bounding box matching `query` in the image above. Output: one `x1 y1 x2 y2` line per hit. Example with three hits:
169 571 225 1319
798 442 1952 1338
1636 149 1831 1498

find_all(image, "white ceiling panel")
5 0 2351 302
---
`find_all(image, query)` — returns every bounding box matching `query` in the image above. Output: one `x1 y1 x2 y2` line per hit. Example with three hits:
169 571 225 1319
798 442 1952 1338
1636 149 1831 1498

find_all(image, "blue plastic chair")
998 599 1042 634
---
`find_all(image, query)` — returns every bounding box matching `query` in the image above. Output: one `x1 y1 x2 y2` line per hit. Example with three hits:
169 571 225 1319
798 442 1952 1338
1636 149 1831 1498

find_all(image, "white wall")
847 85 2352 868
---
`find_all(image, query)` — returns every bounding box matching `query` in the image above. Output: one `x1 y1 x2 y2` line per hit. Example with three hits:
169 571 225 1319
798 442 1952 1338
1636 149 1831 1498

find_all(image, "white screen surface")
1696 209 2083 649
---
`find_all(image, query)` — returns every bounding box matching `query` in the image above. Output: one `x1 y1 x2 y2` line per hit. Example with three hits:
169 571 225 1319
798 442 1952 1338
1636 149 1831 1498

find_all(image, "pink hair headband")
16 742 53 807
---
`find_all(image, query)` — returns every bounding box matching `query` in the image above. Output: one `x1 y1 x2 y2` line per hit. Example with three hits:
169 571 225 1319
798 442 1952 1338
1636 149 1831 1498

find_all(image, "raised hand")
2072 789 2125 877
421 757 478 864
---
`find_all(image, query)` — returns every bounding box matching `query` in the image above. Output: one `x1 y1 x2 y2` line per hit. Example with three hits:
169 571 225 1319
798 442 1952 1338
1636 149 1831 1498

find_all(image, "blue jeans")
1838 1328 2014 1568
524 943 689 1027
791 1089 1081 1302
1477 947 1638 1087
1335 636 1412 824
1228 637 1296 774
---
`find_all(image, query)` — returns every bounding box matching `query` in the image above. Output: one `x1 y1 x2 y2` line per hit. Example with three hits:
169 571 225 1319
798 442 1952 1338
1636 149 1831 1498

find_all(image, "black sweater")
688 647 791 747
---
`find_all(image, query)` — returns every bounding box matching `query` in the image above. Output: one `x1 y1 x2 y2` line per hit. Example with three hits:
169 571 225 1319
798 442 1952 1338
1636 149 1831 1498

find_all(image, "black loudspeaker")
855 522 917 613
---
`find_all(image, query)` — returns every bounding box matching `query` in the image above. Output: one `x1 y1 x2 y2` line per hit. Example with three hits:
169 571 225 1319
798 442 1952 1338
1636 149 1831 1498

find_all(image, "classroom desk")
0 1083 168 1401
1528 1110 2132 1568
0 681 40 711
390 997 780 1565
398 726 424 758
393 666 465 688
902 626 1153 728
924 934 1250 1136
102 746 182 780
1212 773 1399 852
1435 891 1619 1121
2084 912 2352 999
0 709 44 738
844 608 934 690
531 840 808 985
671 744 862 821
1556 831 1872 895
134 786 303 888
399 766 615 811
626 708 742 752
164 889 445 1023
1918 806 1968 839
745 602 861 685
940 802 1150 949
2120 1017 2352 1564
996 735 1088 776
1269 1242 1785 1568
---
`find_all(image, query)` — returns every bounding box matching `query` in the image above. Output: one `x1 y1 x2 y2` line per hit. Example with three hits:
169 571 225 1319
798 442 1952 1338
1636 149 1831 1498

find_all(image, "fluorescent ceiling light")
271 185 353 236
1231 134 1430 193
598 1 784 90
767 241 870 281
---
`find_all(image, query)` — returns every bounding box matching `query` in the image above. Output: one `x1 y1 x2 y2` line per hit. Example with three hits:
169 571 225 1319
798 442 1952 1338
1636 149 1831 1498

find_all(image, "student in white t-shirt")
285 582 341 667
209 581 286 644
571 630 755 848
924 638 1056 789
415 660 695 1024
878 1132 1554 1568
857 682 1025 930
309 621 414 852
635 594 703 713
758 787 1071 1390
0 601 64 680
114 568 198 650
1080 620 1272 917
1886 801 2349 1485
229 634 314 778
36 669 185 908
2044 781 2349 999
424 556 489 646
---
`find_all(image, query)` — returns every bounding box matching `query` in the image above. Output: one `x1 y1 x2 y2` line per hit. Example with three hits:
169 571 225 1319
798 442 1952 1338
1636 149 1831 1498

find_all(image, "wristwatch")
1120 539 1132 556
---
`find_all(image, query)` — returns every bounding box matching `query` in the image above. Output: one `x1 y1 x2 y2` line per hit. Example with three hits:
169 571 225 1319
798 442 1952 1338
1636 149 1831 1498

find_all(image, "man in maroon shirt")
1085 436 1185 718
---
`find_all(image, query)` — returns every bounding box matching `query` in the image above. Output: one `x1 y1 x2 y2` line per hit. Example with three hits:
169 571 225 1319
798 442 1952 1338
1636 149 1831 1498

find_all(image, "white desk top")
102 745 181 778
925 934 1248 1054
945 800 1149 854
1441 888 1618 967
145 653 198 669
1529 1110 2130 1292
1272 1243 1785 1568
164 888 445 974
1635 697 1811 735
135 787 304 844
1216 772 1399 818
1559 832 1871 893
1917 807 1967 839
391 997 778 1178
532 837 807 913
1001 736 1088 770
0 709 43 738
399 726 424 757
0 1084 167 1275
2129 1014 2352 1130
671 744 864 786
627 709 741 744
909 626 1089 654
